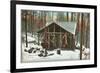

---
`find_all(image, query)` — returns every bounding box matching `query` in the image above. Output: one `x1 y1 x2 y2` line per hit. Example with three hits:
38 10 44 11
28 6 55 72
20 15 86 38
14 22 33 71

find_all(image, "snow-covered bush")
82 46 90 59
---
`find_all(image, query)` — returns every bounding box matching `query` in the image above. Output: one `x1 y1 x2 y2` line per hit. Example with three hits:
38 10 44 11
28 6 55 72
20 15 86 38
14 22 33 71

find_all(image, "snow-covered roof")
38 21 77 35
56 22 77 34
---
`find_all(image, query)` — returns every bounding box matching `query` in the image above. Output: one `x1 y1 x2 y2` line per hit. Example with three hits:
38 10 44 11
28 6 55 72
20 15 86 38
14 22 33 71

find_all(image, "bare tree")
80 13 84 60
25 11 28 47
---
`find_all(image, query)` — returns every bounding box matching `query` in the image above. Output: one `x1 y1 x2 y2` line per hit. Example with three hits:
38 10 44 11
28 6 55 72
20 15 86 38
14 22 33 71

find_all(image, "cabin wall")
38 31 75 50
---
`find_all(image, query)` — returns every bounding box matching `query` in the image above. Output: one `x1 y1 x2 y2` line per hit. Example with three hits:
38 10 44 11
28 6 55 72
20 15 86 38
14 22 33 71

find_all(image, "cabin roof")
38 21 77 35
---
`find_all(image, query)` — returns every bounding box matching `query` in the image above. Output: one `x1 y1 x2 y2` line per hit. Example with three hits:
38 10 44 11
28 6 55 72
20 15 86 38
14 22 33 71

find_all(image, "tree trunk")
25 11 28 47
80 13 84 60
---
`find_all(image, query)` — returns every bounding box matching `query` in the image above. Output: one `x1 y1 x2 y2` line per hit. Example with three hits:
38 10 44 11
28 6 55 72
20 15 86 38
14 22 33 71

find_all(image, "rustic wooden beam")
48 27 50 49
60 27 62 48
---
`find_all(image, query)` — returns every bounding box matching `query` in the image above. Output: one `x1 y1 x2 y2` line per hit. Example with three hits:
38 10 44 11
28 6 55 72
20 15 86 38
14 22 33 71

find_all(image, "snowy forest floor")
21 42 80 63
21 33 90 63
22 49 80 63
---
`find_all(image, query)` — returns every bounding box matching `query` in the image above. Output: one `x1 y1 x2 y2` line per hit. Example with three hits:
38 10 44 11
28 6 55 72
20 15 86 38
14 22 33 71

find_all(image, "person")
38 49 48 57
62 32 68 48
38 50 44 57
43 49 48 57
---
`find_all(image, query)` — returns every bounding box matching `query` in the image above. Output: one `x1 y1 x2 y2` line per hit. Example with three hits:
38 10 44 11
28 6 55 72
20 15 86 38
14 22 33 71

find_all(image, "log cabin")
37 21 77 50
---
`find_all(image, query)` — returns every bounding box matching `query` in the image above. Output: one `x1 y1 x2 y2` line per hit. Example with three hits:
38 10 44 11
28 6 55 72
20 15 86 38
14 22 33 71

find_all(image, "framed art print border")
10 1 97 73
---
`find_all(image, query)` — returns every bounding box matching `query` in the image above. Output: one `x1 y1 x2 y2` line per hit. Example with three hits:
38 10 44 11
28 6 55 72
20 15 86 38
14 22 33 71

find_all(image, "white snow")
21 33 90 63
22 33 38 43
82 47 90 60
75 42 80 48
22 41 80 63
22 49 80 63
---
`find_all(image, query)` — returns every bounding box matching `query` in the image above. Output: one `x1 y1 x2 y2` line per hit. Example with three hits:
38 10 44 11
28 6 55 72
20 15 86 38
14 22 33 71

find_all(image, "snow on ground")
75 42 80 48
21 42 80 63
22 50 80 63
82 46 90 60
21 33 90 63
22 32 38 43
